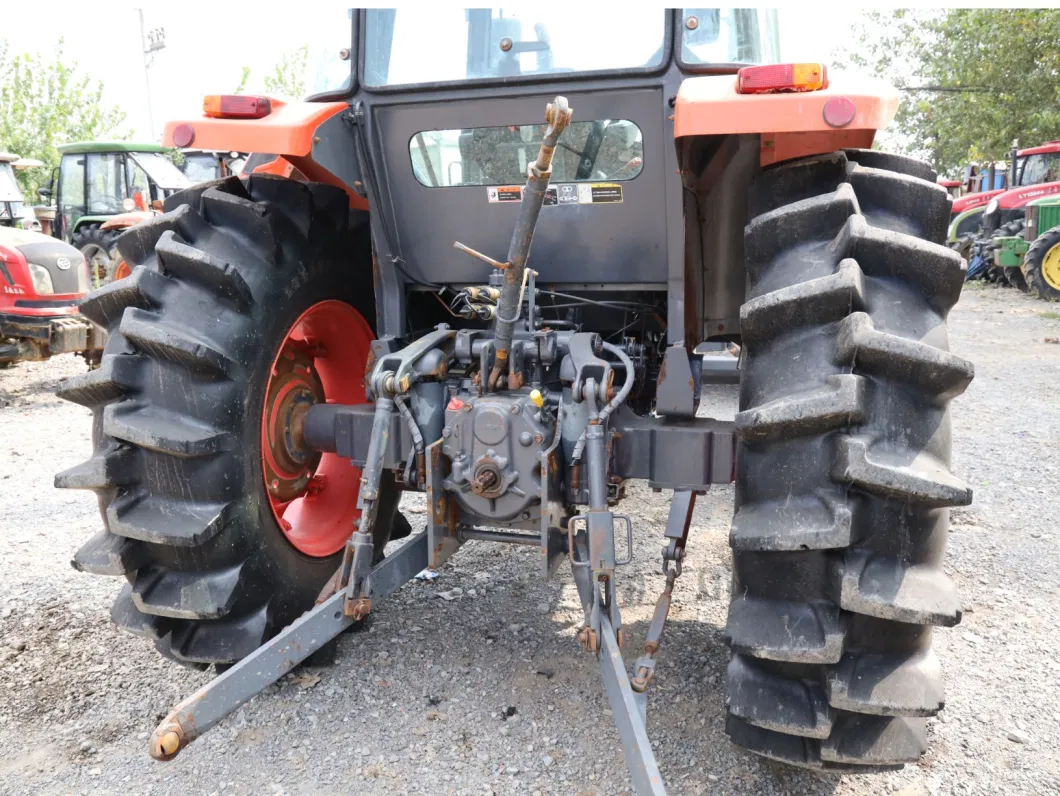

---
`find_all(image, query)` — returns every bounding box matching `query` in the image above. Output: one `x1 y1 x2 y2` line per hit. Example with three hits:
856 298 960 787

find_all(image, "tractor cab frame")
42 142 191 244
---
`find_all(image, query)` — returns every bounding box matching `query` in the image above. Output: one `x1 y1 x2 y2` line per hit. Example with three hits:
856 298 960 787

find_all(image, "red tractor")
948 139 1060 242
0 224 105 368
56 10 973 792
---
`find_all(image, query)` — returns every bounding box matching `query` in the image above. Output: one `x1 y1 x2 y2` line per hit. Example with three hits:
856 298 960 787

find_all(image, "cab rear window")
409 119 643 187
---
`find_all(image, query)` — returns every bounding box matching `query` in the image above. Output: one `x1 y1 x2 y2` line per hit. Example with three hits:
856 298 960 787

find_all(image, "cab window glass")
87 152 124 214
1020 154 1060 186
59 155 86 231
410 119 643 187
680 8 780 65
127 160 152 201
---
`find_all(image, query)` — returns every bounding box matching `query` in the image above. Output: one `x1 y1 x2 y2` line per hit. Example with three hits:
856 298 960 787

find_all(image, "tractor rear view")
55 10 973 793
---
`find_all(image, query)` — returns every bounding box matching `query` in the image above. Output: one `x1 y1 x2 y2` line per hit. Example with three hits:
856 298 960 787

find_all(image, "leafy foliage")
0 39 128 197
234 65 251 94
233 45 309 101
835 9 1060 176
263 45 309 101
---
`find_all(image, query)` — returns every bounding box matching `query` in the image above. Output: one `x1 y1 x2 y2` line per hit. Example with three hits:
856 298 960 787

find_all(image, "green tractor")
38 142 191 284
991 199 1060 300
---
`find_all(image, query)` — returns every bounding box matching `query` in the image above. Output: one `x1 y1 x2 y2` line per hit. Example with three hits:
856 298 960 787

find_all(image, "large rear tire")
55 175 406 667
725 150 974 770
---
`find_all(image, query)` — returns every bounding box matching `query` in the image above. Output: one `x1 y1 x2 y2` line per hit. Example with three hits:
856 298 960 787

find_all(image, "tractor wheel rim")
1043 243 1060 291
112 260 131 281
261 299 374 557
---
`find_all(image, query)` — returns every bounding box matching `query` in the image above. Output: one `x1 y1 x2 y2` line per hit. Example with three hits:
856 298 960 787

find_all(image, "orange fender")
163 100 367 209
674 73 900 167
100 211 157 231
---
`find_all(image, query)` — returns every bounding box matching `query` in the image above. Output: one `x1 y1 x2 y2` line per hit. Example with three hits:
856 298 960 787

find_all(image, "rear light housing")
737 63 828 94
203 95 272 119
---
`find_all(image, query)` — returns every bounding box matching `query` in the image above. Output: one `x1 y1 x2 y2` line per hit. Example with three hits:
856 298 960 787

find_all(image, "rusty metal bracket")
426 439 462 570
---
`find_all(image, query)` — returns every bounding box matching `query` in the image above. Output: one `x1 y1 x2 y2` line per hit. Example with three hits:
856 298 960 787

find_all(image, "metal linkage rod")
148 531 429 762
599 615 667 795
487 96 573 390
632 490 697 692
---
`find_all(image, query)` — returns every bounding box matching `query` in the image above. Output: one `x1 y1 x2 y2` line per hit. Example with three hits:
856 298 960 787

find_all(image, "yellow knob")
159 731 181 756
529 389 544 408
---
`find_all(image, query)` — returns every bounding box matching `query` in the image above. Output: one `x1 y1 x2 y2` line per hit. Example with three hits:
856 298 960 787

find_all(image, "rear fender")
71 216 112 234
100 211 157 232
162 99 367 209
948 206 985 243
674 73 899 166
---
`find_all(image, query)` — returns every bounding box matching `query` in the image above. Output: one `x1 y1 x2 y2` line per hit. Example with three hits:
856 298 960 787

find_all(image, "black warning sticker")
487 185 523 203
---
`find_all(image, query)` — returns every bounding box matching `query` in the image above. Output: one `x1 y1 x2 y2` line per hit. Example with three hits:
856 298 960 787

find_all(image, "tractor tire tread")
59 176 402 667
1022 226 1060 301
726 150 969 769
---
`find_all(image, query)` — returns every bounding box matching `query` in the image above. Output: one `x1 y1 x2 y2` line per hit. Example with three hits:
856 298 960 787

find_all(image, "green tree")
0 38 129 197
263 45 309 100
834 9 1060 176
234 65 251 94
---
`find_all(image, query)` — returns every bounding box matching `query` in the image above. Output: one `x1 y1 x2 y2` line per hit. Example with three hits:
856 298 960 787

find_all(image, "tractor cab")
43 142 191 244
0 153 45 231
1013 141 1060 187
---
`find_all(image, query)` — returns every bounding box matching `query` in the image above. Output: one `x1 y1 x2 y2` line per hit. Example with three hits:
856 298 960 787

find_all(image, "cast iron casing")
440 392 554 522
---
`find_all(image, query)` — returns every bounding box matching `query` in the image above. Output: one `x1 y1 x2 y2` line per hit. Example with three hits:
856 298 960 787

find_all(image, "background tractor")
179 149 247 183
0 224 104 368
962 180 1060 289
55 9 974 792
0 152 47 232
38 142 191 285
948 139 1060 250
983 198 1060 299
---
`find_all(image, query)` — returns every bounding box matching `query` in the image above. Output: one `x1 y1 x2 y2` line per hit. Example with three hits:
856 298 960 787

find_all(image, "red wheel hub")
261 300 373 557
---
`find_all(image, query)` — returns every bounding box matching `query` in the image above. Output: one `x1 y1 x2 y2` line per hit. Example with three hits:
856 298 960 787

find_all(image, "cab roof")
57 141 167 155
1018 141 1060 157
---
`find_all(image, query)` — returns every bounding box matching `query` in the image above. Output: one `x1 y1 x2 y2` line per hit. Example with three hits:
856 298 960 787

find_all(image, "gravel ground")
2 283 1059 796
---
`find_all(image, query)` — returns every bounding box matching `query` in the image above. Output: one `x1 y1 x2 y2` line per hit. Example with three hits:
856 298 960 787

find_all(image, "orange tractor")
57 10 973 793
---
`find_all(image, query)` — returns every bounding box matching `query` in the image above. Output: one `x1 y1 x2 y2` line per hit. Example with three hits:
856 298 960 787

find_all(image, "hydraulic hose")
571 342 636 464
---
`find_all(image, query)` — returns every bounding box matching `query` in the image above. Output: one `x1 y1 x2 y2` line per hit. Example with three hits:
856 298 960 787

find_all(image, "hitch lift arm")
148 530 429 761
